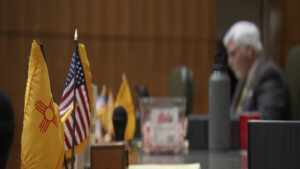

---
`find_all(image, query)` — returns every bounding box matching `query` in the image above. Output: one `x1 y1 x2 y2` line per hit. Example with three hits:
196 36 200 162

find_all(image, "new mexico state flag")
21 40 64 169
115 75 135 141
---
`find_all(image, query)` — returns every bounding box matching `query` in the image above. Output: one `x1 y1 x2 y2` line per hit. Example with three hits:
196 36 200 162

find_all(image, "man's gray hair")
223 21 263 54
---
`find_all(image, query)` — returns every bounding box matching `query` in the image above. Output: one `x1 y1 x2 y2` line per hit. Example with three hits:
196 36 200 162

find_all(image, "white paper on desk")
129 163 200 169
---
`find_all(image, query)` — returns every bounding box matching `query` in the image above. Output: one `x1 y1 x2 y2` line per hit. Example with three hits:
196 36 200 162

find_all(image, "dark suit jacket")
0 90 15 169
230 56 291 120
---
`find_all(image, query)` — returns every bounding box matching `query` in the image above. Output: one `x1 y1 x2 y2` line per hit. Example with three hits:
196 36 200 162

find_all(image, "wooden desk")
135 149 246 169
91 143 127 169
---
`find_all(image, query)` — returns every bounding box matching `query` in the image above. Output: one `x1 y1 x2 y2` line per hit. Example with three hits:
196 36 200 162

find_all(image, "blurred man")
223 21 291 120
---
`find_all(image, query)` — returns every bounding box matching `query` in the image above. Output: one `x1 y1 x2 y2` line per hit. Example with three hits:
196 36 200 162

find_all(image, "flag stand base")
90 142 128 169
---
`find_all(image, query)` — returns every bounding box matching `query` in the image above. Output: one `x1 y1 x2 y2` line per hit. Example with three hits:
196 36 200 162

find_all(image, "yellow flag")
101 89 115 136
115 74 136 141
21 41 64 169
104 90 115 135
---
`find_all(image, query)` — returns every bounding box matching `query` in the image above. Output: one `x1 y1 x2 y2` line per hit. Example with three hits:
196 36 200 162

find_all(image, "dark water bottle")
208 42 230 151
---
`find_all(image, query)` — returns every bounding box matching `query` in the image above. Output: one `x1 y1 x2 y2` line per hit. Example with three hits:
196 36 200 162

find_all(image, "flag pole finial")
36 30 43 46
122 73 126 81
74 29 78 41
102 85 107 94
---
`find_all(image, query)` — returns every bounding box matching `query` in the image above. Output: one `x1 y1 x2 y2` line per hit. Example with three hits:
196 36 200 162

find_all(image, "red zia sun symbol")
35 99 58 134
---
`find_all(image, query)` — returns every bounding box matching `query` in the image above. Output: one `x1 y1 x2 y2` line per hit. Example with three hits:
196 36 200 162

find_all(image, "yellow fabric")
95 86 107 120
63 44 94 158
101 89 115 135
115 75 136 141
21 40 64 169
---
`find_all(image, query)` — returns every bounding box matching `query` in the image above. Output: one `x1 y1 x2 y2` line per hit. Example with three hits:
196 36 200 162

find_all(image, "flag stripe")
60 98 73 115
59 80 74 108
83 84 91 111
74 126 80 145
77 101 89 136
83 85 91 117
60 104 72 117
62 78 74 95
65 109 88 149
67 116 79 146
60 92 73 111
62 79 74 98
75 111 84 141
64 119 73 149
79 85 90 125
64 132 71 149
76 90 89 136
59 88 74 112
75 115 83 143
76 106 87 138
76 106 87 139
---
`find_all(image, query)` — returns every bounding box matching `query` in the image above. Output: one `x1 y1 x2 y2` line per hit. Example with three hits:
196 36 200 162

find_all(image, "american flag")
59 52 91 150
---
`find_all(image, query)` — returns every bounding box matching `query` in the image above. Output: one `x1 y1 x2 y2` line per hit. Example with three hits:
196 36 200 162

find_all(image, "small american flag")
59 51 91 151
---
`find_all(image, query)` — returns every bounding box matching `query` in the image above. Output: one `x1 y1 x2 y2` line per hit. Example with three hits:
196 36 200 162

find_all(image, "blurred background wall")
0 0 300 168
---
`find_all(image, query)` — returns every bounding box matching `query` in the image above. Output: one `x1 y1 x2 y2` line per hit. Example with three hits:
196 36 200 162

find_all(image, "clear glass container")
139 97 186 154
